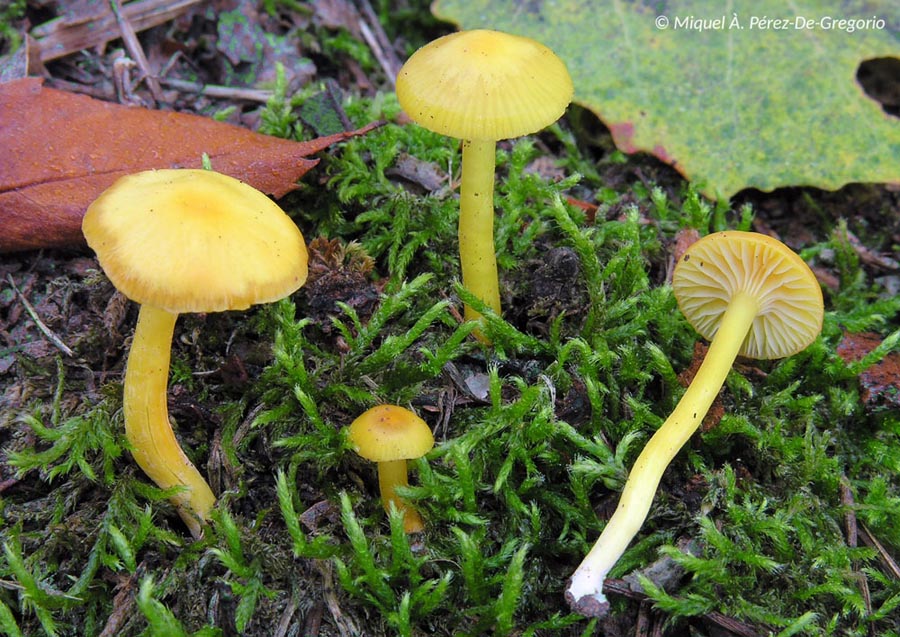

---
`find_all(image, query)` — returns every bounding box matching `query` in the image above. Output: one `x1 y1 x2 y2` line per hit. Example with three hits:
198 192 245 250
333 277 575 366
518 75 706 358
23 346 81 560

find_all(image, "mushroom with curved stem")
396 29 573 338
347 405 435 533
82 168 308 538
566 231 825 617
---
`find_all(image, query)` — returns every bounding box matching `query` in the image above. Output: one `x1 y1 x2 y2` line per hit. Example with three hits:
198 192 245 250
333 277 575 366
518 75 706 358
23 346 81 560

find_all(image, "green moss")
3 49 899 637
0 0 25 55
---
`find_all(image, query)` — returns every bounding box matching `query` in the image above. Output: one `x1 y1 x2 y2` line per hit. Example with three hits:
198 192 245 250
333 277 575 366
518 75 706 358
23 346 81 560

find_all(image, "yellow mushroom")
82 169 308 538
348 405 435 533
567 231 824 616
396 29 573 337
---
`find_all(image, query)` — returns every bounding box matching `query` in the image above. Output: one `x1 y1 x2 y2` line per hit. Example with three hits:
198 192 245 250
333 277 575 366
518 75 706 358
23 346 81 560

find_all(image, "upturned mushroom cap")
82 169 308 313
348 405 434 462
672 231 824 359
395 29 573 141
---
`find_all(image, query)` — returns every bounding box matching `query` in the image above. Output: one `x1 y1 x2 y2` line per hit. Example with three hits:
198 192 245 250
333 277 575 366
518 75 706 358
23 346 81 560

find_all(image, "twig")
43 77 116 99
355 0 402 86
703 612 765 637
98 567 144 637
108 0 162 103
840 478 859 548
860 524 900 580
157 77 274 103
358 21 396 87
112 54 139 104
273 585 301 637
32 0 203 63
302 601 324 637
634 601 652 636
603 578 766 637
0 477 20 494
841 477 873 628
840 226 900 271
5 275 74 357
315 560 361 637
324 79 354 131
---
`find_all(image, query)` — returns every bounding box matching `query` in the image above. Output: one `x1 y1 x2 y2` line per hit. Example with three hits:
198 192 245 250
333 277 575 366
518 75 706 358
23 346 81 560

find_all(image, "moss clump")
2 57 899 637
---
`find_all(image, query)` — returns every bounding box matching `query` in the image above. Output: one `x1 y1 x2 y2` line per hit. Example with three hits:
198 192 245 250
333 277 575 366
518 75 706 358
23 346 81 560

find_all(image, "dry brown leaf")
836 331 900 413
0 78 380 252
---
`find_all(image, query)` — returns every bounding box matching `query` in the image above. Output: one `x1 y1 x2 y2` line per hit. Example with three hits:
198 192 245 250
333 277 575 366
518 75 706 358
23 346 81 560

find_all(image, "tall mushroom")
395 29 573 336
566 231 824 616
83 169 308 538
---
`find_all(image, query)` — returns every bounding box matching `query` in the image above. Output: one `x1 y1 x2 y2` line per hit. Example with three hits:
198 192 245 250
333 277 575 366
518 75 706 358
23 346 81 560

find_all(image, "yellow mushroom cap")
672 231 824 359
82 169 308 313
396 29 573 141
348 405 435 462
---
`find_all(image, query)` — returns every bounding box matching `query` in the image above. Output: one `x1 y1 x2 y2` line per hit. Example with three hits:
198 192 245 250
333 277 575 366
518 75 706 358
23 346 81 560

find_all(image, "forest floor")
1 1 900 636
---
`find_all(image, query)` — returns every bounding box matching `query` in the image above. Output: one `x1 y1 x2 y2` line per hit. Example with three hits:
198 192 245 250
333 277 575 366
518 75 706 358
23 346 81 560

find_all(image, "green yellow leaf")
432 0 900 199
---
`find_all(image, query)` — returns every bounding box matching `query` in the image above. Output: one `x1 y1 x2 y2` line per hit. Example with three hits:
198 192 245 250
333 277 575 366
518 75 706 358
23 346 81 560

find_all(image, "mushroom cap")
82 169 308 313
395 29 573 141
672 231 824 359
348 405 435 462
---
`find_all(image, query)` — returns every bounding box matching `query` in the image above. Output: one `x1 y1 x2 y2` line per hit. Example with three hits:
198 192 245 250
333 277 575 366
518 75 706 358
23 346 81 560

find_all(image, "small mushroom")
566 231 824 616
83 169 308 538
396 29 573 337
348 405 435 533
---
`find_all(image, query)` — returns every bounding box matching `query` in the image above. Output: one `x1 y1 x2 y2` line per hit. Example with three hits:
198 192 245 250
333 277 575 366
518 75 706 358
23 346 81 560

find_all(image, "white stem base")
565 572 610 617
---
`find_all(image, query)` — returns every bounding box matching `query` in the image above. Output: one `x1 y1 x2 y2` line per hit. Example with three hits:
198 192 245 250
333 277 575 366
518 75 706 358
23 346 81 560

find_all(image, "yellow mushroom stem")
376 458 425 534
124 304 216 539
567 291 760 613
459 138 501 329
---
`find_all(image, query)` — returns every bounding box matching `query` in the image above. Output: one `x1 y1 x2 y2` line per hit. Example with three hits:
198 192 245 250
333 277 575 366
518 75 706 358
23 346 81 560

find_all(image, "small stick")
840 477 859 548
301 601 324 637
315 560 362 637
358 21 395 86
840 477 872 625
32 0 202 63
356 0 402 85
5 275 74 357
0 477 20 494
860 524 900 580
323 79 354 131
157 77 274 103
109 0 163 103
634 601 652 636
273 586 300 637
602 579 766 637
98 566 144 637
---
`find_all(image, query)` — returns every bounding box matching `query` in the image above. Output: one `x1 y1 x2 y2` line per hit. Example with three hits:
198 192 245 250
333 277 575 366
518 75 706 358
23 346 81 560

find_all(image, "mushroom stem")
459 138 501 329
376 458 424 533
566 291 760 615
124 304 216 539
